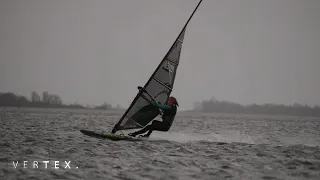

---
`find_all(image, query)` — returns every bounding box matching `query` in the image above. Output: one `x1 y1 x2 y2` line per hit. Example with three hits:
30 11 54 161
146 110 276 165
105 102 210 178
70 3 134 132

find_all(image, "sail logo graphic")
162 61 174 73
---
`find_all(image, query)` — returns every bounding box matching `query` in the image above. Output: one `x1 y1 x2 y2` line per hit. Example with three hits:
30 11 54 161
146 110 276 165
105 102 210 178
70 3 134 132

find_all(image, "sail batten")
111 0 203 133
166 58 179 65
125 115 144 128
152 77 173 90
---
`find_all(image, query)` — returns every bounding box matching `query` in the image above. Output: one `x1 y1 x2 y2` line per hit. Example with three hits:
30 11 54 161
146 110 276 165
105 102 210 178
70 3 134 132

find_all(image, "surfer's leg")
144 120 161 136
128 120 163 137
128 124 153 137
144 120 171 137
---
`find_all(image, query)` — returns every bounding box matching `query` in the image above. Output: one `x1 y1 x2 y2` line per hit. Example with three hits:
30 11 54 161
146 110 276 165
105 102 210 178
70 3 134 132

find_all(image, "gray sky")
1 0 319 110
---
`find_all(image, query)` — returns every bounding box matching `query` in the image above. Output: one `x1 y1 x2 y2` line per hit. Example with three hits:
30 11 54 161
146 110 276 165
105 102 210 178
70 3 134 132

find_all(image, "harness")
161 104 177 126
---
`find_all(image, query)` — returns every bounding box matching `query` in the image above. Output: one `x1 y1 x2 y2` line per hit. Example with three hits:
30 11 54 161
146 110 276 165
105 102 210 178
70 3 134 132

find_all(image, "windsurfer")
128 88 179 137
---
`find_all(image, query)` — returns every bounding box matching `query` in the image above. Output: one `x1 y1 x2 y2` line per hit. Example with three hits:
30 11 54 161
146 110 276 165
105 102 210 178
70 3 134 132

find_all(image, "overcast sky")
1 0 319 110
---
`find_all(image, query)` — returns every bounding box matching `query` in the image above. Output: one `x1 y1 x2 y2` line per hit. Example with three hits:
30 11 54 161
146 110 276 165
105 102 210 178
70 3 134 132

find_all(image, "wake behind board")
80 129 146 141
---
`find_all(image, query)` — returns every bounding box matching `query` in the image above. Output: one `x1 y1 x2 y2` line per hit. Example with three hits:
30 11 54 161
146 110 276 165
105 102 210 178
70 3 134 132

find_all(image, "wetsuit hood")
168 96 178 106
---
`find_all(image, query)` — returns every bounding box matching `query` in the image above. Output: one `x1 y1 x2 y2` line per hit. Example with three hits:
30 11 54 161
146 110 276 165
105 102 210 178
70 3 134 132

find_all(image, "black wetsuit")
130 101 177 137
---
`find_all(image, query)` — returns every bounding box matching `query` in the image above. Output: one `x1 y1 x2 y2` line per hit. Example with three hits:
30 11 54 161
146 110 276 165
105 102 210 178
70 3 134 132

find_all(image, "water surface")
1 108 320 179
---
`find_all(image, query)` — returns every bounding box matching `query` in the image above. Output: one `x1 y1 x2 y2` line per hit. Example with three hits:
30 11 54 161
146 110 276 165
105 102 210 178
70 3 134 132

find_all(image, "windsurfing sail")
111 0 203 133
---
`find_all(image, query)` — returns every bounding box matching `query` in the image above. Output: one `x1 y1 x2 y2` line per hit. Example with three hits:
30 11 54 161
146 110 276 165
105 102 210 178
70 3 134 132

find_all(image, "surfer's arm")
137 86 172 110
153 101 172 110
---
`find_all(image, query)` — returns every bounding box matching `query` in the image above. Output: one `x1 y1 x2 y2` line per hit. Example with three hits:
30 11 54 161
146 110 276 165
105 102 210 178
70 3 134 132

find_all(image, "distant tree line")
193 97 320 117
0 91 122 110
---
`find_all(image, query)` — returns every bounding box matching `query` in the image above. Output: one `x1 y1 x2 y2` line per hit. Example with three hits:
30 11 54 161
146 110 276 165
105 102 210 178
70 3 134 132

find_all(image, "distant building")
31 91 41 102
42 91 49 103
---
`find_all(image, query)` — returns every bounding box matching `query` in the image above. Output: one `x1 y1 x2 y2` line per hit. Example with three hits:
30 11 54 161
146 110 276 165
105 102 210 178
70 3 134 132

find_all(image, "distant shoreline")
0 92 124 111
181 110 320 118
0 105 125 111
1 92 319 117
191 98 320 117
0 106 126 112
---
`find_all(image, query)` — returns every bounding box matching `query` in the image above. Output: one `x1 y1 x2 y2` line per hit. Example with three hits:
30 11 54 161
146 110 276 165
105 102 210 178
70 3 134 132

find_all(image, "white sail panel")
166 28 185 65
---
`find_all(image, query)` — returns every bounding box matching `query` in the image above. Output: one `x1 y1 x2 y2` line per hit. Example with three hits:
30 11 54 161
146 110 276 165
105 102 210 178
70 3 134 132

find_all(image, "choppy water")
0 108 320 180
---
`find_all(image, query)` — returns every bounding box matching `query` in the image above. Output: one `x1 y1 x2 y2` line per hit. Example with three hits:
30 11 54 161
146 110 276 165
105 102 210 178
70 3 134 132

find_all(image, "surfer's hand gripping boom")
138 86 164 116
